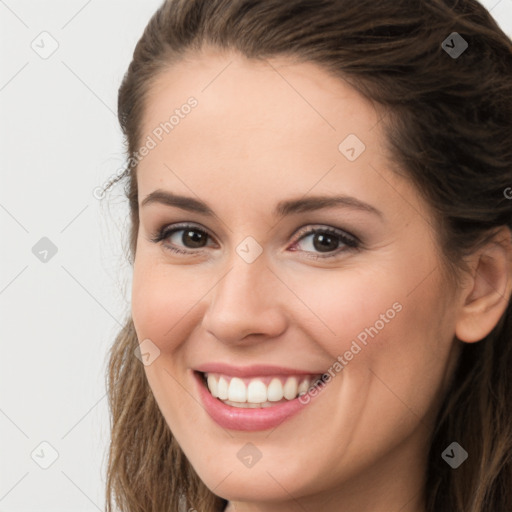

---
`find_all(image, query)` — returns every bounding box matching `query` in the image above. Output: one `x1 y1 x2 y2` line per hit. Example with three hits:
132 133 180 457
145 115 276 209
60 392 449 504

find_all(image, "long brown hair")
105 1 512 510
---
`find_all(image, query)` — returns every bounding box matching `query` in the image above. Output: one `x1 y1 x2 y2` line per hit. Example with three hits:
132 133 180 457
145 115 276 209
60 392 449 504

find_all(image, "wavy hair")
105 1 512 510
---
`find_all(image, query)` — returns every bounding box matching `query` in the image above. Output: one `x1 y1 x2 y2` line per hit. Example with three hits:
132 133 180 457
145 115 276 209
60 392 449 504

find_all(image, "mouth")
196 370 324 409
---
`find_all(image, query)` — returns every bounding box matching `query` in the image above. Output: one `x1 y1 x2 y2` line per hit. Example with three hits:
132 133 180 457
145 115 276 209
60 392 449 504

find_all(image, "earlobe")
455 226 512 344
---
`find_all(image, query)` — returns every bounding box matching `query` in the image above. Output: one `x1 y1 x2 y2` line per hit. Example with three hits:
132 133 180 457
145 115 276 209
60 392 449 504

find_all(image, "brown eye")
174 228 208 249
289 226 359 259
150 223 214 255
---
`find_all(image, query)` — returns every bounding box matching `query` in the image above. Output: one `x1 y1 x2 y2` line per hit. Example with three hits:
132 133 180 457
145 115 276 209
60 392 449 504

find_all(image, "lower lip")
193 370 315 431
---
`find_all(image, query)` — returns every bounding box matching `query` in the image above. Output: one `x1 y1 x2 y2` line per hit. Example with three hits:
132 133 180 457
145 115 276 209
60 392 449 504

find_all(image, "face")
131 49 462 511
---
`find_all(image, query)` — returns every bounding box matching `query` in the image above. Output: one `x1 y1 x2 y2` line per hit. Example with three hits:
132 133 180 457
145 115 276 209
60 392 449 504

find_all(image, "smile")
193 370 326 431
202 372 322 408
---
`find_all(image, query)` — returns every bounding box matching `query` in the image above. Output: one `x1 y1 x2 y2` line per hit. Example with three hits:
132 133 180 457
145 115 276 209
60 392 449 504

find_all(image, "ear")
455 226 512 343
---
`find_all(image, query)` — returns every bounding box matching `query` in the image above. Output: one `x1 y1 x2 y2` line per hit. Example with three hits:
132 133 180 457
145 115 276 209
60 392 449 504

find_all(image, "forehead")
142 49 381 142
136 49 428 225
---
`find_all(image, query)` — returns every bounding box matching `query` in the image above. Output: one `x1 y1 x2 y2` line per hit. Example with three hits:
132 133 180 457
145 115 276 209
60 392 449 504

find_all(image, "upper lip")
194 362 324 378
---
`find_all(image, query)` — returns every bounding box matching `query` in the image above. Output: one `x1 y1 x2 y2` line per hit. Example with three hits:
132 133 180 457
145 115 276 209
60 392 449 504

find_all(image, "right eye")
150 223 216 255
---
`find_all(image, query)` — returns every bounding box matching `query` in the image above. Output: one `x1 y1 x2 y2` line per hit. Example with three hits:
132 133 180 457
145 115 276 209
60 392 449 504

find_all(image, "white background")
1 1 511 510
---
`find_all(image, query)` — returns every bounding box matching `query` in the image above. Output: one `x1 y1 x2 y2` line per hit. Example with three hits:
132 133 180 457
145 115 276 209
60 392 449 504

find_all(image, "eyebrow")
141 189 383 219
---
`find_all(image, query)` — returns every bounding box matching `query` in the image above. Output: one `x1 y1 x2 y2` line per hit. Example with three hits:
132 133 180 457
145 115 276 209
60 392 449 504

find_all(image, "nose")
201 253 288 345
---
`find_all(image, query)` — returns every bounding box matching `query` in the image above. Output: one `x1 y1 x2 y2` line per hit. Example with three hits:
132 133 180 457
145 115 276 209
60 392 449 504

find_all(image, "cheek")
335 269 453 435
130 257 202 427
131 264 167 345
131 251 210 352
286 266 404 355
293 261 447 389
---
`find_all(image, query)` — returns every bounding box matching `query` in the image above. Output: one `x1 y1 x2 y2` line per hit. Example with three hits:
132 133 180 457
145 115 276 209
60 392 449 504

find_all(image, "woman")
105 1 512 511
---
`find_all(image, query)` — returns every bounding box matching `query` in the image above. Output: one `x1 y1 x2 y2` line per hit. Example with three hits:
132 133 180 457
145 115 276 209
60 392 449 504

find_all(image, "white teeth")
223 399 284 409
267 378 284 401
283 376 298 400
207 374 218 398
223 400 266 408
228 377 246 402
217 376 229 400
204 373 317 405
297 378 310 395
247 380 267 403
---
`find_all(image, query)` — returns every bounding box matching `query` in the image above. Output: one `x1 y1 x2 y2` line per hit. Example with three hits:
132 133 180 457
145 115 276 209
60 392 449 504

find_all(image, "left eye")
150 223 360 259
290 226 359 258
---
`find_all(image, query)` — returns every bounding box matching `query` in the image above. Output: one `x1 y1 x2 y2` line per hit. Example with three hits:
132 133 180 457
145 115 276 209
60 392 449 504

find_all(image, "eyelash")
149 222 360 260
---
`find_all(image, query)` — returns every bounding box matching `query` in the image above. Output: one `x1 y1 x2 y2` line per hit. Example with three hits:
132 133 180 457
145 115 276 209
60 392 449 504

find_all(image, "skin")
130 48 512 512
